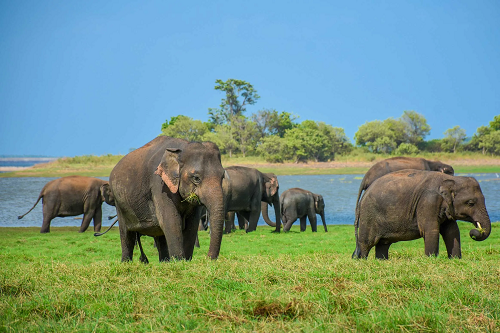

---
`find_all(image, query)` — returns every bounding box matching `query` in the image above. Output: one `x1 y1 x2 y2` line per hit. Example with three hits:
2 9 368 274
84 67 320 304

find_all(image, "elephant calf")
281 188 327 232
18 176 115 233
353 170 491 259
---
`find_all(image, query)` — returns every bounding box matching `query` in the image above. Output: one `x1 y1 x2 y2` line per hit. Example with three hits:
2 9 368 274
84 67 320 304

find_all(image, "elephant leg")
440 221 462 259
224 212 235 234
245 210 260 232
118 219 136 262
194 234 200 248
299 216 307 232
237 212 246 230
375 243 391 260
423 229 440 257
40 209 53 233
79 209 96 233
182 215 200 260
92 206 102 232
308 212 318 232
154 236 169 262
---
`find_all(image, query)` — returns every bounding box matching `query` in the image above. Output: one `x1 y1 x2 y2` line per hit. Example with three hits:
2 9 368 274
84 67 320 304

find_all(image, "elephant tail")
18 193 44 219
94 218 119 236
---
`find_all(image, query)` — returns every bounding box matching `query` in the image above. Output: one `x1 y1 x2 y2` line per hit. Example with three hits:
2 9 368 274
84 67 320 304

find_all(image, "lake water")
1 174 499 228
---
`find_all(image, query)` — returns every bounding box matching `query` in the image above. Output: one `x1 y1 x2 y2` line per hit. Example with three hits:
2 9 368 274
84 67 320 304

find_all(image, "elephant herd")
18 136 492 261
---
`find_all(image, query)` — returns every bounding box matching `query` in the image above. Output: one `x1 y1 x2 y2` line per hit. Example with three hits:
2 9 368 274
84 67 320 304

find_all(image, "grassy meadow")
1 223 499 332
1 152 500 177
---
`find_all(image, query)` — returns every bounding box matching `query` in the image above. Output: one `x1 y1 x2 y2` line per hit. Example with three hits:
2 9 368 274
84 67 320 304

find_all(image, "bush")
394 143 419 156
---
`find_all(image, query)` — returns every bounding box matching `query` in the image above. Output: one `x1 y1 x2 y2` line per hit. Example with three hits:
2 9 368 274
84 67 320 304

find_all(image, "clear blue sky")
1 1 499 157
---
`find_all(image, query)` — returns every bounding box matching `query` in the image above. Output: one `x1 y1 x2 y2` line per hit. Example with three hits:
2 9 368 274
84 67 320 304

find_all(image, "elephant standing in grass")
109 136 228 262
223 166 281 233
353 170 491 259
18 176 115 233
355 157 455 216
280 188 327 232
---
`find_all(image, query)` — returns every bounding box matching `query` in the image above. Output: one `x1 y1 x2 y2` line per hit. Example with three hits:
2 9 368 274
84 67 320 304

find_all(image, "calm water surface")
1 174 499 228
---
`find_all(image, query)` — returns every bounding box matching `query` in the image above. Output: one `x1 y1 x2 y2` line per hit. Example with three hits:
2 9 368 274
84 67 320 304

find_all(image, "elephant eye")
467 200 475 207
192 175 202 184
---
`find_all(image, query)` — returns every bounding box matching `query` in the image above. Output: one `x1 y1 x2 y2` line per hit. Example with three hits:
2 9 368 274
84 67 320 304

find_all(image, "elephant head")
261 173 281 231
313 194 327 232
428 160 455 175
154 141 227 259
100 183 115 206
438 177 491 241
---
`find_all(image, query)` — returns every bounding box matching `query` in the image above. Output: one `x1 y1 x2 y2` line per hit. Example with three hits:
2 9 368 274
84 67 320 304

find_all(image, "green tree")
252 109 279 139
230 115 259 157
161 115 182 131
489 115 500 131
394 143 419 155
160 115 208 142
209 79 260 124
478 131 500 155
203 124 237 157
400 110 431 145
257 135 287 163
442 126 466 153
355 120 399 154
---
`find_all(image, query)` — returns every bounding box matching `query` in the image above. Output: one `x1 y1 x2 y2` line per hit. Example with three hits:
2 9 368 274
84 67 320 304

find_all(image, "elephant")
355 157 454 217
280 188 327 232
352 170 491 259
109 136 228 262
222 166 281 233
18 175 115 233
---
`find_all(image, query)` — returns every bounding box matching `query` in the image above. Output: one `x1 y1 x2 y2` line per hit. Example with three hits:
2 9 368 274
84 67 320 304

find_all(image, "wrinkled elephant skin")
109 136 227 262
353 170 491 259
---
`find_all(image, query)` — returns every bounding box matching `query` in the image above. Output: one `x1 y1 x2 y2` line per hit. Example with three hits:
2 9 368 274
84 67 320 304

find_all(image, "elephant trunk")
320 211 327 232
261 201 276 227
469 209 491 242
201 188 225 260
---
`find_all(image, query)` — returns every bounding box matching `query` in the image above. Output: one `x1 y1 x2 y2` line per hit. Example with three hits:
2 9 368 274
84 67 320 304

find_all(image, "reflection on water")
0 174 499 228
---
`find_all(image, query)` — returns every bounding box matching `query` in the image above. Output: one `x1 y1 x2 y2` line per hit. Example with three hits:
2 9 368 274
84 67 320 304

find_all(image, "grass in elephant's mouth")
182 192 200 205
1 223 499 332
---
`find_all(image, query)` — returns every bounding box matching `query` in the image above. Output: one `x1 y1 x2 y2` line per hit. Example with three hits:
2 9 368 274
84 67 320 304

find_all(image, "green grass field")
1 223 499 332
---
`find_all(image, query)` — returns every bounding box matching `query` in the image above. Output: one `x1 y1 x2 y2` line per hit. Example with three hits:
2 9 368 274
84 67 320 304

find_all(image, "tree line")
161 79 500 162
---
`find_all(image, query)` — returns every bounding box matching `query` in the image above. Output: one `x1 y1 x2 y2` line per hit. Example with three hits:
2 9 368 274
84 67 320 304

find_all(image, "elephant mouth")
474 221 485 233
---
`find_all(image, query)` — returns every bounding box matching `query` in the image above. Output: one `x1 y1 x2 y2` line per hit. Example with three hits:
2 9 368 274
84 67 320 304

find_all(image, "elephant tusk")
477 222 482 230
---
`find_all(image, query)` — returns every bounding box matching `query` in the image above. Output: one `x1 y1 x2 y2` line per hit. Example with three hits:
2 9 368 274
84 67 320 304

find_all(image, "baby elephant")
353 170 491 259
281 188 327 232
18 176 115 233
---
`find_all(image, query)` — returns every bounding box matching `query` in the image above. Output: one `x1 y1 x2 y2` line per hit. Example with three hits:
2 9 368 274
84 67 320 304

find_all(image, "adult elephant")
18 176 115 233
280 188 327 232
353 170 491 259
355 157 454 217
109 136 228 262
223 166 281 233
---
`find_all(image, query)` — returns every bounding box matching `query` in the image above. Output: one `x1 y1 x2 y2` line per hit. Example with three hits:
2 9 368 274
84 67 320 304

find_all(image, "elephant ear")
264 174 279 198
155 148 182 193
439 179 456 220
100 183 115 206
314 194 324 213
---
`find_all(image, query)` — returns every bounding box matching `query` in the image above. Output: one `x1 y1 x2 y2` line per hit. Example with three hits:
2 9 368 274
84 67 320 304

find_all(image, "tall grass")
1 223 499 332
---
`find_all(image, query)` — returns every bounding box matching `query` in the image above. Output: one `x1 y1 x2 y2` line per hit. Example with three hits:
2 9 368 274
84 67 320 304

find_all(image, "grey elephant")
355 157 454 216
281 188 327 232
18 175 115 233
109 136 228 262
353 170 491 259
223 166 281 233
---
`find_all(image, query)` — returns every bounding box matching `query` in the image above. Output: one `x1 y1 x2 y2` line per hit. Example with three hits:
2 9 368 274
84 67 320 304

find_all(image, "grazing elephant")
18 176 115 233
355 157 454 216
353 170 491 259
280 188 327 232
223 166 281 233
109 136 228 262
